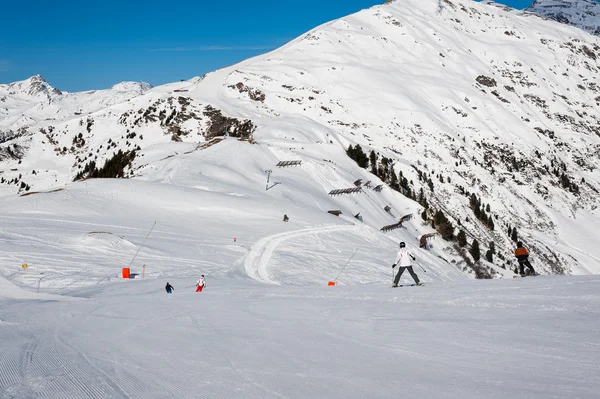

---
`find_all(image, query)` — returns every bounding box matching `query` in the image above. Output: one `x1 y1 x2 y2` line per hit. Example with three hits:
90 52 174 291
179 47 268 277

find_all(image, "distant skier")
514 242 536 276
196 275 206 292
165 282 174 294
392 242 421 287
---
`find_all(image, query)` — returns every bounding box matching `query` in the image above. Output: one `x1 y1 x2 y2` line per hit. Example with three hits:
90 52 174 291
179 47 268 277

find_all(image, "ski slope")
0 152 596 397
1 0 600 396
0 148 470 294
1 275 599 399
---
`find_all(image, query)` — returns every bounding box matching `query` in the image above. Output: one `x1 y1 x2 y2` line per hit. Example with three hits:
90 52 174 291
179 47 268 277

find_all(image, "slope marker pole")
127 221 157 272
329 248 358 286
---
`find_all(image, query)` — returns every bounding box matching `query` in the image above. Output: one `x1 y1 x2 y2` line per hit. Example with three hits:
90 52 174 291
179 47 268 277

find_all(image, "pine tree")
369 150 378 175
485 249 493 263
346 144 354 159
507 225 512 237
346 145 368 168
457 230 467 247
511 227 518 242
470 193 478 208
438 221 454 241
470 239 481 262
356 145 368 169
486 204 491 212
390 170 399 190
488 216 495 230
489 241 496 254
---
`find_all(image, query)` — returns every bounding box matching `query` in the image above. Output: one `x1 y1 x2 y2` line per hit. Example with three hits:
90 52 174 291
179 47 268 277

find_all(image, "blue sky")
0 0 533 91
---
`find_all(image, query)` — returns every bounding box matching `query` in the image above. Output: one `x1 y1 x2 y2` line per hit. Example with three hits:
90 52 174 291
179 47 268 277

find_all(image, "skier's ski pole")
415 260 427 273
332 248 358 284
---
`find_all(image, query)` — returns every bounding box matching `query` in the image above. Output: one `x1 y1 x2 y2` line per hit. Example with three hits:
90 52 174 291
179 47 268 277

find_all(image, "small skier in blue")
165 282 174 294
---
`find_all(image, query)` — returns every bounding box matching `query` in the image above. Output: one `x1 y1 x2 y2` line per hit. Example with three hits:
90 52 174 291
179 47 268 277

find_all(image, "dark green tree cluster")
559 172 579 194
395 169 413 198
415 168 434 192
417 188 429 211
469 193 495 230
507 225 518 242
432 210 454 240
485 241 495 263
470 239 481 262
549 159 579 194
457 230 467 247
74 150 136 181
346 145 368 168
19 181 31 191
348 147 419 199
377 156 394 186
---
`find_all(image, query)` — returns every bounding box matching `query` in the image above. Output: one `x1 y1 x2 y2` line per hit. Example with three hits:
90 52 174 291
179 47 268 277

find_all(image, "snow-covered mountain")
0 75 151 134
1 0 600 279
527 0 600 36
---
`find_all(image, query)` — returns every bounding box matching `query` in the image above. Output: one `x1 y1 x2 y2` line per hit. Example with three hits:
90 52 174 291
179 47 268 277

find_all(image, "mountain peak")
528 0 600 36
110 81 152 93
29 74 46 83
6 74 62 98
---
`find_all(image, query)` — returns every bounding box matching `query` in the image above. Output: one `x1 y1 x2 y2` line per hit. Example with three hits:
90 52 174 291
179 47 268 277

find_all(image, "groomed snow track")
243 224 358 284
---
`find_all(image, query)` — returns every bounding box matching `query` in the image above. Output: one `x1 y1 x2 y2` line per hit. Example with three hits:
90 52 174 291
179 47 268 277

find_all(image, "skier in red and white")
196 275 206 292
392 242 421 287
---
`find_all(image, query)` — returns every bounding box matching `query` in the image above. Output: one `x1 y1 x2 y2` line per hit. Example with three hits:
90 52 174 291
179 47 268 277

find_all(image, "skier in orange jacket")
515 242 536 276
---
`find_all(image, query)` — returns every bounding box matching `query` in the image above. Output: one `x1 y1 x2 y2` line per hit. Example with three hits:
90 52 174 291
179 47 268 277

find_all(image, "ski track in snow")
244 224 358 284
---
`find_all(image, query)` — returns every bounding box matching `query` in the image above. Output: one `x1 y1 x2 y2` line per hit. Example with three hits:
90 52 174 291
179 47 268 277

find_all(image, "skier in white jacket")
196 275 206 292
392 242 421 287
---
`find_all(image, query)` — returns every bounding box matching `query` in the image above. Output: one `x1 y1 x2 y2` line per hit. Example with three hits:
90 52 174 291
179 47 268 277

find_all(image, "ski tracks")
244 224 358 284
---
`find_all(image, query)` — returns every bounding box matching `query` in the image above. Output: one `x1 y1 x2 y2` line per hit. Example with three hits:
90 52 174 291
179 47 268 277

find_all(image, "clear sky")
0 0 533 91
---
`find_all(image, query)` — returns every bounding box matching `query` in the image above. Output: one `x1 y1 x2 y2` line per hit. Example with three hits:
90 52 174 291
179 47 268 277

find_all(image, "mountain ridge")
527 0 600 35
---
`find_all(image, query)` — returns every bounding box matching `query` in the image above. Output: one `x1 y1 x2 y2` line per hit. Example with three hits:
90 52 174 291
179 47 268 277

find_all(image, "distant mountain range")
527 0 600 36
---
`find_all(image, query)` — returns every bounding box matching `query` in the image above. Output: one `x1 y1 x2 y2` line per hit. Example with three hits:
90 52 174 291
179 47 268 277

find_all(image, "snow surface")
1 274 599 398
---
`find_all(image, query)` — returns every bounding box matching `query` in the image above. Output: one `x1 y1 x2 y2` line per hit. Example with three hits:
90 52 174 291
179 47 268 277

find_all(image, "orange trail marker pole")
126 221 156 274
329 248 358 286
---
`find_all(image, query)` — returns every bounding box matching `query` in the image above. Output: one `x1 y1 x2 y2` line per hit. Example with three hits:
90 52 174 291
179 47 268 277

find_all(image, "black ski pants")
394 266 420 285
519 261 535 275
